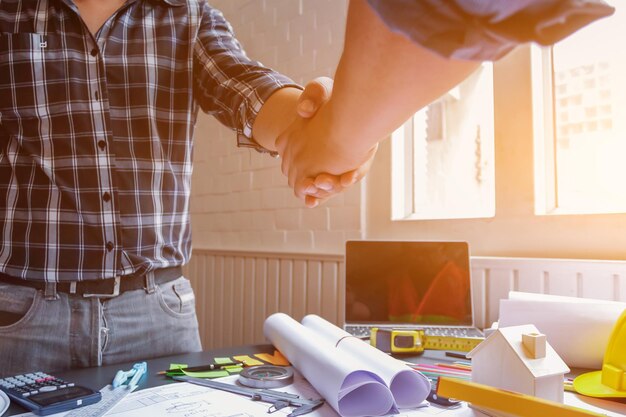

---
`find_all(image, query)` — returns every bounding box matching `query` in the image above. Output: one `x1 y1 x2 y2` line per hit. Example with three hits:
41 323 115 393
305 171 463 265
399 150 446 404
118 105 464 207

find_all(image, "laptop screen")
345 241 473 327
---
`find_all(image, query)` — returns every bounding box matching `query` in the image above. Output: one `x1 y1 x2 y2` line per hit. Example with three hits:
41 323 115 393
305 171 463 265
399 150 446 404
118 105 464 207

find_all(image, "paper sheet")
301 314 431 408
498 291 626 369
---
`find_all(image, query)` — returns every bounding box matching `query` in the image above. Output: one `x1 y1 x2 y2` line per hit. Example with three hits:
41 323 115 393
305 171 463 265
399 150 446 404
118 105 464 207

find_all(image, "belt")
0 266 183 298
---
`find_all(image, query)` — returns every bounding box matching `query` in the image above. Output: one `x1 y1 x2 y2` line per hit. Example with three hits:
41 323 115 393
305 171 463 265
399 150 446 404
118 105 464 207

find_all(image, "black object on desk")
0 372 101 416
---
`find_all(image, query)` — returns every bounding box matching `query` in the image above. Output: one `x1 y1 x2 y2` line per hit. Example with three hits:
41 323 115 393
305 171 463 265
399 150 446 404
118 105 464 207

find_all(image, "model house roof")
468 324 570 378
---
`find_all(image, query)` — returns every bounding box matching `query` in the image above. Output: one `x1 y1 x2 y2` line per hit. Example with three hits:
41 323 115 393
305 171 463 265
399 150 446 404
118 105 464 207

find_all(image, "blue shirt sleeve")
366 0 614 61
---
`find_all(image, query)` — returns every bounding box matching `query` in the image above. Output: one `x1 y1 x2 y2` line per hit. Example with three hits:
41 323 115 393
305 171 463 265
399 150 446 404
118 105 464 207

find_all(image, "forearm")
251 87 303 152
327 0 480 155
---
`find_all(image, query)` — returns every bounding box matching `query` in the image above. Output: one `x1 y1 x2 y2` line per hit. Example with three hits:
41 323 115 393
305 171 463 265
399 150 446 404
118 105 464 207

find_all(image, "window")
391 64 495 220
534 0 626 215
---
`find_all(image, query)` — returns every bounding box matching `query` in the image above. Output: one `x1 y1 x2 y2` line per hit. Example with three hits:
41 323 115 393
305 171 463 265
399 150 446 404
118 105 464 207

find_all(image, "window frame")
365 45 626 260
391 64 496 221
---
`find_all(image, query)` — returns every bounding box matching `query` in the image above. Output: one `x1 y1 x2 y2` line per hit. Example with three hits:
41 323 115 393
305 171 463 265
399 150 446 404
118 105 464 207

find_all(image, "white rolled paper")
499 292 626 369
264 313 396 417
301 314 431 408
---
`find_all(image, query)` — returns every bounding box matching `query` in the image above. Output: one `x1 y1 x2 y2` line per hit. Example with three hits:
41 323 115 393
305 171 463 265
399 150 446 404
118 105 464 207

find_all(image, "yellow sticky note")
233 355 264 366
168 363 188 370
213 357 233 364
254 350 290 366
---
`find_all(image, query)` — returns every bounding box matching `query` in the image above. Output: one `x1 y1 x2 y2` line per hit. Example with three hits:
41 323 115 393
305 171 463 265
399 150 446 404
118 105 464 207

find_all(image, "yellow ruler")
437 377 606 417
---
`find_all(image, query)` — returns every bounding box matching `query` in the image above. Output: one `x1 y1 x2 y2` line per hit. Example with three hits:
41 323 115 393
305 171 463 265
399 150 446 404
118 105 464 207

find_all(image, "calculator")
0 372 101 416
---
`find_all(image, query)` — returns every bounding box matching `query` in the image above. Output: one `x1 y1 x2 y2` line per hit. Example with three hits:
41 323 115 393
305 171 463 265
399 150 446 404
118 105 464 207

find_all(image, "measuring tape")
238 365 294 389
370 328 483 354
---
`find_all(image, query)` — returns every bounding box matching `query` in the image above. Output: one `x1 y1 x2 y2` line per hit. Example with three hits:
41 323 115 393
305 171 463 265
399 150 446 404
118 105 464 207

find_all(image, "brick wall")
190 0 361 254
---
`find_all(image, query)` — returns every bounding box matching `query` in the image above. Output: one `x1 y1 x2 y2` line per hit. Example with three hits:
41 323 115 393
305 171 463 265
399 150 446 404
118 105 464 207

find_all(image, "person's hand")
292 78 345 207
277 85 377 208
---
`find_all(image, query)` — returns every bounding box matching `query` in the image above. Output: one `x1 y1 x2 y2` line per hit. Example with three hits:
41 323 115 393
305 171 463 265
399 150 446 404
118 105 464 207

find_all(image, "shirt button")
90 48 98 57
102 192 111 202
106 242 114 252
94 91 100 101
97 140 106 150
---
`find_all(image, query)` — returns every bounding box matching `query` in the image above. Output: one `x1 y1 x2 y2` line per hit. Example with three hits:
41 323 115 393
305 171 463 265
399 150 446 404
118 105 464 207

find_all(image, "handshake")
274 77 378 208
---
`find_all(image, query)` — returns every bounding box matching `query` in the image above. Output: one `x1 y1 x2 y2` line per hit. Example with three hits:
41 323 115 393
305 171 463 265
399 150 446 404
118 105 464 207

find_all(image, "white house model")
467 324 570 403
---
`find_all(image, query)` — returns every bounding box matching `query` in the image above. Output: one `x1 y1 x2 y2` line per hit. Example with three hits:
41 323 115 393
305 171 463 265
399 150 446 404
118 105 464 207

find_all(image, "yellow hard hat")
574 308 626 397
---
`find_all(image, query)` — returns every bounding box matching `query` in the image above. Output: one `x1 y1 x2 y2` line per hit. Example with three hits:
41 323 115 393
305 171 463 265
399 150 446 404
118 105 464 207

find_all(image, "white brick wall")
190 0 361 254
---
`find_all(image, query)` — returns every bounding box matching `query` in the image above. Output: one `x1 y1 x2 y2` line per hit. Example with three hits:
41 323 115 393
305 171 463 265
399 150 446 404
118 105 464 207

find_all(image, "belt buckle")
83 276 121 298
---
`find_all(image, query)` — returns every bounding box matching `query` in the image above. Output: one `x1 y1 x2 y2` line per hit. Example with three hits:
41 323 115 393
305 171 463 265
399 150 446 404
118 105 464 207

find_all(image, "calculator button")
68 383 75 387
39 386 57 392
30 390 38 395
59 384 67 388
22 392 31 397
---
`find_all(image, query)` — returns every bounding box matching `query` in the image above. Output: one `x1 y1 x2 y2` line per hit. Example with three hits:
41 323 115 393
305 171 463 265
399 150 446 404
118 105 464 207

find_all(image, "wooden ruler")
437 377 606 417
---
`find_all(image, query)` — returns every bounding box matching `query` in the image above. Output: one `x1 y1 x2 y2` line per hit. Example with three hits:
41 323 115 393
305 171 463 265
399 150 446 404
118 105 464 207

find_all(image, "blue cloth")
366 0 615 60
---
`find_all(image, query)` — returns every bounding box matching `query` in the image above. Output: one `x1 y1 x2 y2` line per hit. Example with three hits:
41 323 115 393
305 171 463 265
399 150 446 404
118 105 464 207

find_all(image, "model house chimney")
522 332 547 359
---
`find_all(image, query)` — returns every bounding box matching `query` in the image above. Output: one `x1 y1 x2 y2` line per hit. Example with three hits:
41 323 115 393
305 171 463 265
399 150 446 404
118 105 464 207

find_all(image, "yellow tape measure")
370 328 483 354
424 335 483 352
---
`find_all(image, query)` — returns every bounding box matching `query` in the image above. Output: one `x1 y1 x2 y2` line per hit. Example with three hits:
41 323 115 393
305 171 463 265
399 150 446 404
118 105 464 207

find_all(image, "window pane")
551 1 626 213
392 65 495 220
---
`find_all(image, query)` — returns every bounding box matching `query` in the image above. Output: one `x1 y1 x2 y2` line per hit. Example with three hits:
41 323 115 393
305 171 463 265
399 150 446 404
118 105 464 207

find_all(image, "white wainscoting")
184 249 344 349
185 250 626 349
470 256 626 329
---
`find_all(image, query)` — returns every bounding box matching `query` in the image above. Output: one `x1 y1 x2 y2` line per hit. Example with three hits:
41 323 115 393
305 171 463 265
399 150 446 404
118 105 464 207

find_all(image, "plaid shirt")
0 0 298 281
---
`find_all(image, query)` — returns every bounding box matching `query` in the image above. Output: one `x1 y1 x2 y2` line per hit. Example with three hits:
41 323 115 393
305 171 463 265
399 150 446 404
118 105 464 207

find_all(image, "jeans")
0 275 202 377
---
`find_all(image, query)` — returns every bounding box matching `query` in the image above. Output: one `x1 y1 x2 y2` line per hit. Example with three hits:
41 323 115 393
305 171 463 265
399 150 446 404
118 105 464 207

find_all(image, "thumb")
297 76 334 118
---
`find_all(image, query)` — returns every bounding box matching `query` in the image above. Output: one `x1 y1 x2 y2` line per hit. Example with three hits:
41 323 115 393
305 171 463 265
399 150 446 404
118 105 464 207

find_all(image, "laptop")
343 240 483 338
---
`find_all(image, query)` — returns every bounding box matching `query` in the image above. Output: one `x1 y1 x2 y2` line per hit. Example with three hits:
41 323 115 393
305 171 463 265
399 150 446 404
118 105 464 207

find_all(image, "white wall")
190 0 361 255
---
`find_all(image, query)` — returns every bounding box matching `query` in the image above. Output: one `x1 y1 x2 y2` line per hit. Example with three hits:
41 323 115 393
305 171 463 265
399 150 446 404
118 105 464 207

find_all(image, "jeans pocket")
157 277 196 317
0 283 40 330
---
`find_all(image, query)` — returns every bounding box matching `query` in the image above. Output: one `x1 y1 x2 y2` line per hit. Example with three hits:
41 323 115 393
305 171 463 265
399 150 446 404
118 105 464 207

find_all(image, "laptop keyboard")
344 325 483 339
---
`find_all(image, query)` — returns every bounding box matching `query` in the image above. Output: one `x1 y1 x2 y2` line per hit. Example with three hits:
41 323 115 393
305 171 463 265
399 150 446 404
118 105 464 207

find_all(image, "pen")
445 351 469 360
158 361 244 375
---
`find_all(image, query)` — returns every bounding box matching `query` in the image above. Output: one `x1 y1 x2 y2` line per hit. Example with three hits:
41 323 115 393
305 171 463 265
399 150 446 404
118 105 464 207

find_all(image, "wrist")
323 98 379 161
253 87 302 152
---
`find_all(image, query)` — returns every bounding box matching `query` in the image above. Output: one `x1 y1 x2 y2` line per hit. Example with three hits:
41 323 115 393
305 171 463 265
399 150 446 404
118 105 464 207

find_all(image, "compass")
238 365 294 389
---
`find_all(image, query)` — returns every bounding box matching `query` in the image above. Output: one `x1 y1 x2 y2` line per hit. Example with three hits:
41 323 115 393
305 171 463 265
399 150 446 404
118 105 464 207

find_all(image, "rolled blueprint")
264 313 396 417
499 292 626 369
301 314 430 408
